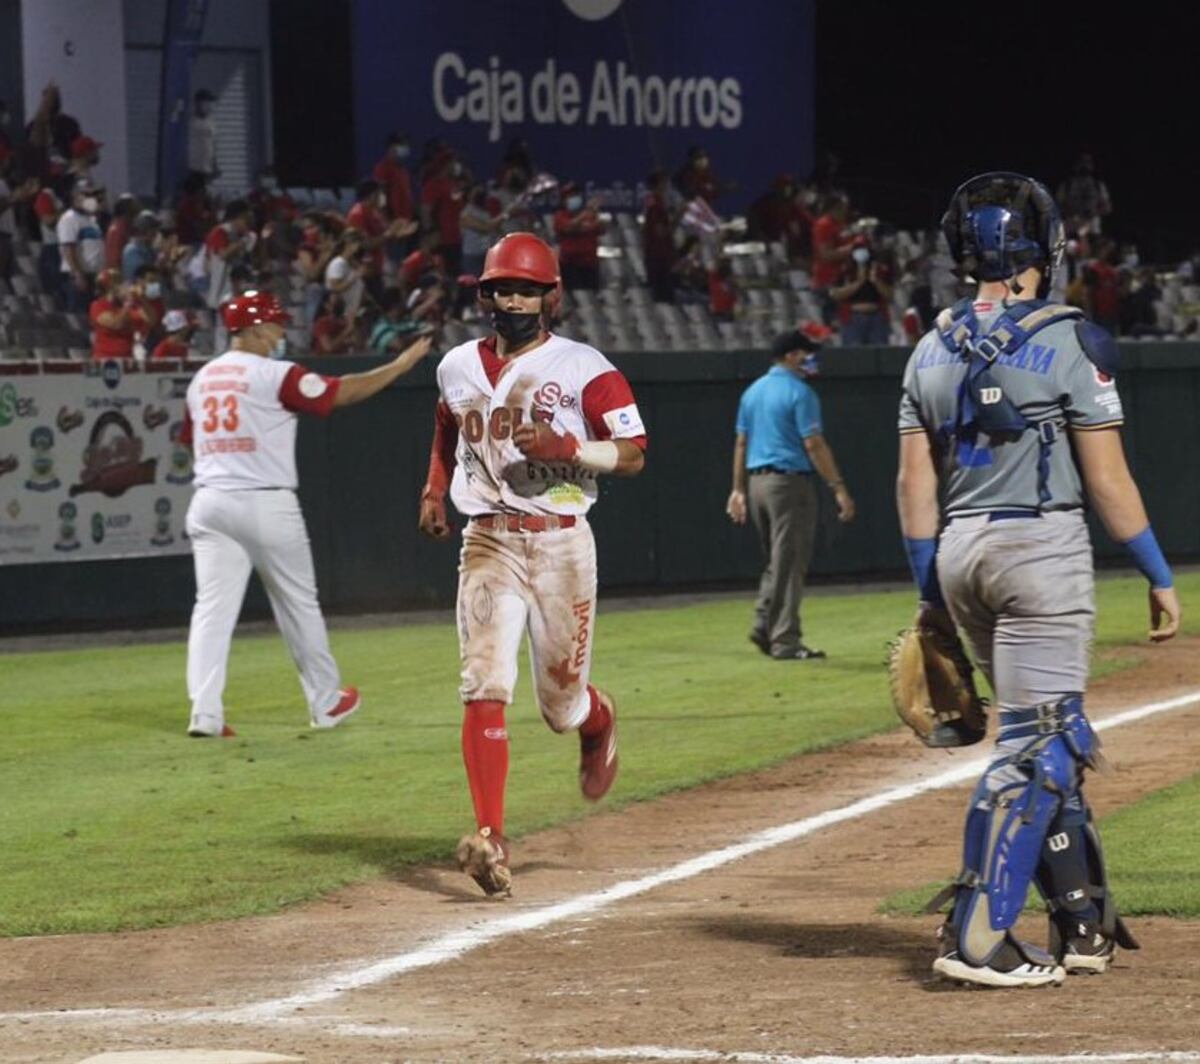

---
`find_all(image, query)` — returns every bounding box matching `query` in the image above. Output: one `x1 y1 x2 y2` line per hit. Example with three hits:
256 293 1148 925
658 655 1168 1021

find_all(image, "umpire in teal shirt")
726 330 856 659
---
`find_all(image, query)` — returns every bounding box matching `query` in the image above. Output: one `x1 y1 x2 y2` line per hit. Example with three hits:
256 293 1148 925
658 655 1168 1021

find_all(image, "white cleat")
934 950 1066 988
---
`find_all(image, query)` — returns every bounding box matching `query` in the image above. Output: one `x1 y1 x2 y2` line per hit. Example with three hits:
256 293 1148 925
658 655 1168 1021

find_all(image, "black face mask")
492 307 542 347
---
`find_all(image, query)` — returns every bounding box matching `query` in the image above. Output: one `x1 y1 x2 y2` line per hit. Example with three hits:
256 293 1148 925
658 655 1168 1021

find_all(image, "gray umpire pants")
938 510 1095 711
748 472 818 654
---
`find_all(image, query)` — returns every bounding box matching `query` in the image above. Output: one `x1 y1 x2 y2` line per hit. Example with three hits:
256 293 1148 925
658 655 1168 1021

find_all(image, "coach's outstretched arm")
332 335 433 408
1072 425 1181 641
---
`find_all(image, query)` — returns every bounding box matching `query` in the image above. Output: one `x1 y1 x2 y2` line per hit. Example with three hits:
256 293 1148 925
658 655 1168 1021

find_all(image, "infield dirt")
3 637 1199 1064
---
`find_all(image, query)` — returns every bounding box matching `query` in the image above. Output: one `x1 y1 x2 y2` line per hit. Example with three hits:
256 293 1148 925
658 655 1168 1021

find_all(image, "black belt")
748 466 811 476
948 509 1040 523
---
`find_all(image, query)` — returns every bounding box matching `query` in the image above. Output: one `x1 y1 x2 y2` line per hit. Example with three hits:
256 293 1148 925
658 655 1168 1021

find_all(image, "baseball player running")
183 291 431 737
419 232 647 896
896 173 1180 988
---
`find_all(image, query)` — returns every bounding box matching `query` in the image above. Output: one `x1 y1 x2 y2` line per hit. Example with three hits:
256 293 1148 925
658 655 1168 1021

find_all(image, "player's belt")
471 513 578 533
748 466 811 476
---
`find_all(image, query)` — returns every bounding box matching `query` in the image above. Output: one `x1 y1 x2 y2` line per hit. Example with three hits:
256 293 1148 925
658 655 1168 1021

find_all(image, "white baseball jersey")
435 333 646 517
184 351 340 490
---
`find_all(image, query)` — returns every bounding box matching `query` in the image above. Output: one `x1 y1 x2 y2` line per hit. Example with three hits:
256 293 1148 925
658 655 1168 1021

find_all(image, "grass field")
1 572 1196 937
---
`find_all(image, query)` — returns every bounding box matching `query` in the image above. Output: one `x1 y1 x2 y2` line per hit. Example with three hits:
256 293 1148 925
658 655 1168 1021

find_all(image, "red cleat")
579 688 618 801
312 686 361 729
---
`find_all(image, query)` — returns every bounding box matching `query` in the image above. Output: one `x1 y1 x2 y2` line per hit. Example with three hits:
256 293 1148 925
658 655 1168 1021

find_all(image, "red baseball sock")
462 700 508 834
579 685 611 738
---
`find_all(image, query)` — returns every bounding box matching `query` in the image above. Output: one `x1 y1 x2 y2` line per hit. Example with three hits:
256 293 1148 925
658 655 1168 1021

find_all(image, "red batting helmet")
480 232 560 286
221 290 291 331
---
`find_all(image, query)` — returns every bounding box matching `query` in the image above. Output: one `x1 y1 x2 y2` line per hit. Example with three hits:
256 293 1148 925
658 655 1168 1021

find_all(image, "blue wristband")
903 536 944 605
1123 527 1173 590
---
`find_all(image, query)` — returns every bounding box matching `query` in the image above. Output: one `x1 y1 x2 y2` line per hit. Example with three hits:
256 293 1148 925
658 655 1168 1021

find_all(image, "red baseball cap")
71 135 103 159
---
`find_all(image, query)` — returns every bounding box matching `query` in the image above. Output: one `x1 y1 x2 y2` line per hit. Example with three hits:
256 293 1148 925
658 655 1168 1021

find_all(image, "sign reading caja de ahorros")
352 0 814 211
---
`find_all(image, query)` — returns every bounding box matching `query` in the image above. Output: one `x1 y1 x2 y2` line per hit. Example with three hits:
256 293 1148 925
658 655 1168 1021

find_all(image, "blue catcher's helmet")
940 172 1065 291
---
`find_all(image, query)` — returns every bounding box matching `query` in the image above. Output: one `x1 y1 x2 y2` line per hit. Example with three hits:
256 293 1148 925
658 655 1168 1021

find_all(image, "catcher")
894 172 1179 989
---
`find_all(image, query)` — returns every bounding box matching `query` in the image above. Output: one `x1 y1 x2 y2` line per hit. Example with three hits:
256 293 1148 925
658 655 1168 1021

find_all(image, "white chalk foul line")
537 1051 1200 1064
3 689 1198 1031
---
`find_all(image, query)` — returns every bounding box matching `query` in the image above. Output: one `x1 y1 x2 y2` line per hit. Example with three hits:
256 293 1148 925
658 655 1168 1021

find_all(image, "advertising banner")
157 0 211 199
352 0 814 211
0 361 198 566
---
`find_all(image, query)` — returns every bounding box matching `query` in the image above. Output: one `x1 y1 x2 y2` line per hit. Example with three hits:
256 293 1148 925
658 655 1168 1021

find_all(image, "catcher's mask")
941 172 1065 297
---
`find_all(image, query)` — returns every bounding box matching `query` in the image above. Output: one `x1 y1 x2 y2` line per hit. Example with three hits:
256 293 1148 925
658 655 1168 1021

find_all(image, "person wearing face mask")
830 236 894 345
132 263 166 345
89 268 152 360
187 89 220 186
726 330 855 659
373 132 415 226
421 149 467 278
181 290 433 738
418 232 648 897
346 178 416 290
57 180 106 312
122 210 161 281
553 182 606 291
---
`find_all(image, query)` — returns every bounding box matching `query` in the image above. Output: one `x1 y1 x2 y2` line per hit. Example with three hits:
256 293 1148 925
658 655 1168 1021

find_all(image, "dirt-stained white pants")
185 487 342 729
457 519 597 731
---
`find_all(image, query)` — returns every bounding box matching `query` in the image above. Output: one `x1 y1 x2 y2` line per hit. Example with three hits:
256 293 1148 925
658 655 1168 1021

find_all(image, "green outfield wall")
5 342 1198 631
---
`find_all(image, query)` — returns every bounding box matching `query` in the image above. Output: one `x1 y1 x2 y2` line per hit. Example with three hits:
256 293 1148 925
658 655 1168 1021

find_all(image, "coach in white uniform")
183 290 431 737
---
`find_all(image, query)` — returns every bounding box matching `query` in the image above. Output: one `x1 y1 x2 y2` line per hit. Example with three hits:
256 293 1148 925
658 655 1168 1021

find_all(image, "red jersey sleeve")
424 399 459 496
278 363 341 417
581 370 647 450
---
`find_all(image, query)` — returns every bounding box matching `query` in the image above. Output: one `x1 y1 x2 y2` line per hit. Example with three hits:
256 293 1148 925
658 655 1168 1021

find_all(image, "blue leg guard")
946 696 1090 968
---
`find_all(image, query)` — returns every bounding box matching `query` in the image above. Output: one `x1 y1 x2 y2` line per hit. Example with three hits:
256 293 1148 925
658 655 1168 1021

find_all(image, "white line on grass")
2 690 1198 1032
537 1051 1200 1064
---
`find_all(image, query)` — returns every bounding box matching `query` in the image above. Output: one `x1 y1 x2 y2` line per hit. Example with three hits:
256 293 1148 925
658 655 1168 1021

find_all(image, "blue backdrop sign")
352 0 813 210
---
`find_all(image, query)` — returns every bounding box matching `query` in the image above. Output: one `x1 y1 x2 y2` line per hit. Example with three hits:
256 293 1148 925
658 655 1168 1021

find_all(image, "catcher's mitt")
888 606 988 747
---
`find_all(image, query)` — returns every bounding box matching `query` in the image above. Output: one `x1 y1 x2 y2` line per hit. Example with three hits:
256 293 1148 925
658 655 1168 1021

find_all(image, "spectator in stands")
89 268 153 360
643 170 677 303
1083 237 1122 334
187 89 219 187
1058 152 1112 236
830 237 893 345
32 183 64 303
0 152 36 286
175 172 214 246
296 212 339 325
368 288 427 354
311 291 357 355
675 145 722 205
25 83 82 175
105 192 139 270
671 235 709 304
202 199 255 310
323 227 368 324
57 179 106 313
748 174 813 267
247 165 297 230
121 210 160 281
421 149 467 277
133 262 165 342
810 193 853 291
460 184 503 278
708 257 738 323
498 137 535 191
1120 266 1164 338
373 132 415 226
70 135 102 187
553 182 605 290
151 309 194 360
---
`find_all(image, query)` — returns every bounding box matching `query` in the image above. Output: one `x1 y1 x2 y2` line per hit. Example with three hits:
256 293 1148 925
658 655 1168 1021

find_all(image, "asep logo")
0 383 38 427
